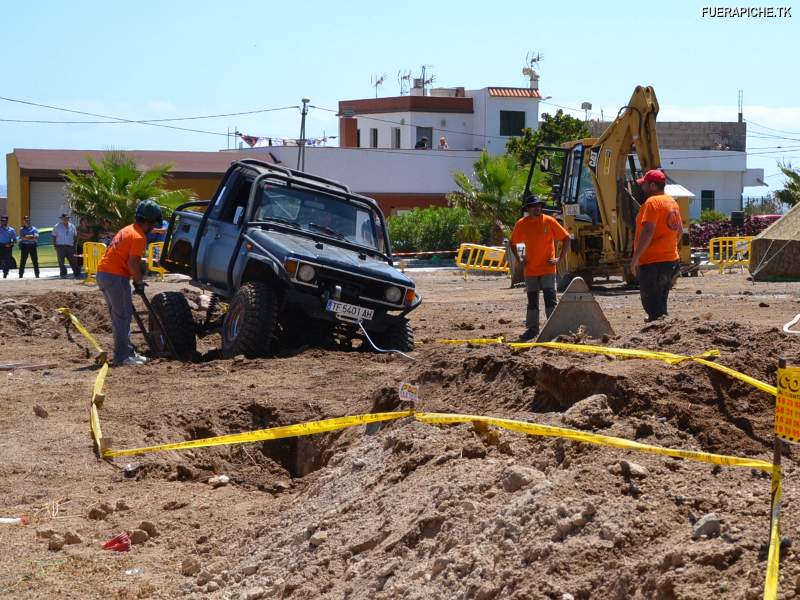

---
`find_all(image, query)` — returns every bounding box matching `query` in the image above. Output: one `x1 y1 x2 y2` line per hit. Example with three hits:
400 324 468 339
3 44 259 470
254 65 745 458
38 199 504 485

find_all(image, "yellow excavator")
521 85 693 290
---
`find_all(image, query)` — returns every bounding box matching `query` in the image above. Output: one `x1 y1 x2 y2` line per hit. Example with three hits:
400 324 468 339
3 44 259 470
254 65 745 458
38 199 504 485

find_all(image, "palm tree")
775 162 800 207
448 152 533 244
63 152 196 232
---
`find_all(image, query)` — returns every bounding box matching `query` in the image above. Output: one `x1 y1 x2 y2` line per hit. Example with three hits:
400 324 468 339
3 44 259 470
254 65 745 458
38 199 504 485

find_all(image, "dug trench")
84 317 800 599
3 278 800 599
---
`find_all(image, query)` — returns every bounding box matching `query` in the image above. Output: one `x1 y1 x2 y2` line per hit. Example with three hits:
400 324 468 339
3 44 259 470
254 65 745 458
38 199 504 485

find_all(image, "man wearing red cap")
630 169 682 321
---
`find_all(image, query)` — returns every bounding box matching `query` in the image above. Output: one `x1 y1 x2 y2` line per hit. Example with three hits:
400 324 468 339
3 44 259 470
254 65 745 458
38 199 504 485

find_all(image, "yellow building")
4 149 268 228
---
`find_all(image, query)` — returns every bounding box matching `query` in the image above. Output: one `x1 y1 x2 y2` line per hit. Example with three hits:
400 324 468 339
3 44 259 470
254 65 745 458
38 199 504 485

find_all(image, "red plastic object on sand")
102 532 131 552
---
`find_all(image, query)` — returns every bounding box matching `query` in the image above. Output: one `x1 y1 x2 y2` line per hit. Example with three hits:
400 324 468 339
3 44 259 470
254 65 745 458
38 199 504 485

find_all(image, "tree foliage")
387 207 482 253
505 110 590 165
774 162 800 207
446 151 535 244
63 152 195 232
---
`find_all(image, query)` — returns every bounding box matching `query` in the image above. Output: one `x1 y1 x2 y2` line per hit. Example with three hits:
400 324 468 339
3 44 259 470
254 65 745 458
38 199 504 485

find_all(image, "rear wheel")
149 292 197 361
222 282 278 358
369 318 415 353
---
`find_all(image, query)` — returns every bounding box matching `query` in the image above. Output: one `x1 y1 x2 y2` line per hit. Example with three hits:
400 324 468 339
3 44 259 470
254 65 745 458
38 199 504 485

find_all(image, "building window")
415 126 433 149
356 129 361 148
370 128 378 148
392 128 401 149
701 190 715 211
499 110 526 136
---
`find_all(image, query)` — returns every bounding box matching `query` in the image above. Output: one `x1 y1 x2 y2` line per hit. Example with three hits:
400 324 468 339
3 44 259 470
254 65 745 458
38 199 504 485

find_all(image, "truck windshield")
254 183 387 253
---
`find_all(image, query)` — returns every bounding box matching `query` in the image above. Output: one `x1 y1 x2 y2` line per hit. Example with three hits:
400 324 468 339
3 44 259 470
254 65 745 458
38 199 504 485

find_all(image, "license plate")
326 300 374 321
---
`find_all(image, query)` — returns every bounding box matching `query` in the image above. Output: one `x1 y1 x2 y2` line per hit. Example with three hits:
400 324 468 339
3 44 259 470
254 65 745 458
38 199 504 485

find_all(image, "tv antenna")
525 51 543 69
419 65 435 95
522 52 542 89
370 73 386 98
397 70 412 95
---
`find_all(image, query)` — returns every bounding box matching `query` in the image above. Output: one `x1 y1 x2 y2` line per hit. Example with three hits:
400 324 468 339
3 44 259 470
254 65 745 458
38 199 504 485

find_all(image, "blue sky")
1 0 797 196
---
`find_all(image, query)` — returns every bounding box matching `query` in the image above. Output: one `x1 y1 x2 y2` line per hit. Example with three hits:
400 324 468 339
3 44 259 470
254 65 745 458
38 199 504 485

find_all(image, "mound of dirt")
154 317 799 599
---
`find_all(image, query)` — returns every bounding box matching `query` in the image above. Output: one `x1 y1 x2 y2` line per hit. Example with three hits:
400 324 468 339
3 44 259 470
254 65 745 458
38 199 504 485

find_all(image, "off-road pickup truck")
151 159 420 359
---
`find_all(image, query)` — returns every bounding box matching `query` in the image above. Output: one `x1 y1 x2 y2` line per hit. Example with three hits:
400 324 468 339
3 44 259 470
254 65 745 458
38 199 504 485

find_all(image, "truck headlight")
384 286 403 303
297 263 316 283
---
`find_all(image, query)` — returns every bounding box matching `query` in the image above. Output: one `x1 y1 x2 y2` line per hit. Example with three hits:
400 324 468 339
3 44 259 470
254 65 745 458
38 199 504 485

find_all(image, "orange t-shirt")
510 214 569 277
98 223 147 278
635 194 681 265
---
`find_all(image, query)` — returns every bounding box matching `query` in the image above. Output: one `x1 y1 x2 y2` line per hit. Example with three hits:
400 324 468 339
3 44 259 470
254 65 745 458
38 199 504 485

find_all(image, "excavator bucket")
536 277 615 342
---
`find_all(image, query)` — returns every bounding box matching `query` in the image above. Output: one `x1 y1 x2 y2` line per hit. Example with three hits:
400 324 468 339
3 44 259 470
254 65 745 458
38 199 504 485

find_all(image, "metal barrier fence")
81 242 107 284
708 236 753 273
147 242 167 280
455 244 509 279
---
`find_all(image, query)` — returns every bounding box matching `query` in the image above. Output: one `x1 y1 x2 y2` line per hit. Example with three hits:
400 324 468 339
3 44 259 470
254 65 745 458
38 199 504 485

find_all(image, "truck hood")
249 229 414 287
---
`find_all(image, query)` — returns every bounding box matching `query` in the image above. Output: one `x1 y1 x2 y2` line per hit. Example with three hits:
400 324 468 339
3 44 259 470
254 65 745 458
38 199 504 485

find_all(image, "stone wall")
587 121 746 151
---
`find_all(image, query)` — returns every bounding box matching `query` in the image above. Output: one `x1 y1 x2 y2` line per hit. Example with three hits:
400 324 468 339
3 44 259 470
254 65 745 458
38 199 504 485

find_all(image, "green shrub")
387 207 483 253
698 208 728 223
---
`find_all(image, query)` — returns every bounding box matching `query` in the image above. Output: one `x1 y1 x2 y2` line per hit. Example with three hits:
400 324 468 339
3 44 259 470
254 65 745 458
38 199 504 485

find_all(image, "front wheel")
369 318 415 353
222 282 278 358
149 292 197 361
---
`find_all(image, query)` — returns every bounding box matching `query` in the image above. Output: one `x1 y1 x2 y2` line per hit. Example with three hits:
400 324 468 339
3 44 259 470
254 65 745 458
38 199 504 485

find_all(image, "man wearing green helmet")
96 199 164 366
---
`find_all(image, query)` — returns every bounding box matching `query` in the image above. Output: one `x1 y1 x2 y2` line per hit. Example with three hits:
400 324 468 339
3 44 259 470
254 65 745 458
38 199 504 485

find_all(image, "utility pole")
297 97 310 171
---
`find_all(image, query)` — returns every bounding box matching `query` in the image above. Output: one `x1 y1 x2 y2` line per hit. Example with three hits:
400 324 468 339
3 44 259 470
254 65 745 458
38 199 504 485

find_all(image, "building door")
29 181 70 229
415 127 433 148
700 190 715 212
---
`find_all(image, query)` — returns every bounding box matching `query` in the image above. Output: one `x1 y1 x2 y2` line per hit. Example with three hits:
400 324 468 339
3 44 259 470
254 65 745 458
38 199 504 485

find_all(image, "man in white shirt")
53 213 81 279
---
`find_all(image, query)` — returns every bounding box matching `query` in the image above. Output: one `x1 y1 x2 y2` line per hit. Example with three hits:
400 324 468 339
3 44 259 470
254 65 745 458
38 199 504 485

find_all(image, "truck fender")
234 254 287 289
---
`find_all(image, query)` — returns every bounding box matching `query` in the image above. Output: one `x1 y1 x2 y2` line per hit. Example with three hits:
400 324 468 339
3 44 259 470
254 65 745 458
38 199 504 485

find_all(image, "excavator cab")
522 85 691 288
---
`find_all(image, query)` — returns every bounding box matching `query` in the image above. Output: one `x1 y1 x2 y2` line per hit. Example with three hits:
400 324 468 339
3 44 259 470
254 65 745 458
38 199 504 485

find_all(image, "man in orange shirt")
96 200 164 366
510 195 570 341
630 169 681 321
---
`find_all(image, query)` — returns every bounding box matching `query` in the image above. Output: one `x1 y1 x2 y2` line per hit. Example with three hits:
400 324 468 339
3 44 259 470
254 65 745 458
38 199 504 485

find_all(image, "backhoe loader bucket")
536 277 615 342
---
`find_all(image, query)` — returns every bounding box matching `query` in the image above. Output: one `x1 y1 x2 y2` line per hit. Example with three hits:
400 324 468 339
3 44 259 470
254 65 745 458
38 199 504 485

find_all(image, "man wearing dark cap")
630 169 682 321
510 195 570 341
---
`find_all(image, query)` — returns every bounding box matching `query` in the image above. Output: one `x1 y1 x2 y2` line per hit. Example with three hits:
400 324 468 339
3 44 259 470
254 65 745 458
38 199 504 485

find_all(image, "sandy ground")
1 269 799 599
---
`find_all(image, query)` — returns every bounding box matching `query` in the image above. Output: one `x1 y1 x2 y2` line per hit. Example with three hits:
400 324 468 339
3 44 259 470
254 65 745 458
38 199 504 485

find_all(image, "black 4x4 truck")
152 159 420 359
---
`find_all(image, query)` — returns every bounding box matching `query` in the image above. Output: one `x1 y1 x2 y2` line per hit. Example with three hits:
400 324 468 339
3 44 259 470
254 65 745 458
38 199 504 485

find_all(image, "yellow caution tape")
415 412 775 472
102 411 414 458
764 468 782 600
57 307 106 359
89 362 109 454
693 357 777 396
440 337 776 397
438 337 505 345
510 340 720 365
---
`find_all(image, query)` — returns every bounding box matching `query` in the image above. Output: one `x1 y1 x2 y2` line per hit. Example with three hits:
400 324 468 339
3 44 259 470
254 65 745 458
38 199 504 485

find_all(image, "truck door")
196 173 252 288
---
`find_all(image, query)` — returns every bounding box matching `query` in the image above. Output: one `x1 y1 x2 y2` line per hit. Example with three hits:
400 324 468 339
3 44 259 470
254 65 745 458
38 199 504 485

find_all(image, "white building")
338 77 541 152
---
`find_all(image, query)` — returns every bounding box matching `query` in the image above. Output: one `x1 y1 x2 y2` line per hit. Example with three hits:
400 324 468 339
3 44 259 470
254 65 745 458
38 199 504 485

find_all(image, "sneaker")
131 353 149 364
517 328 538 342
115 354 148 367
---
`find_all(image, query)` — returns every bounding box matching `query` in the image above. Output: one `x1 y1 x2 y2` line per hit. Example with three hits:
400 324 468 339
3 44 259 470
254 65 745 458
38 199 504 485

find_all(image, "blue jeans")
97 271 134 363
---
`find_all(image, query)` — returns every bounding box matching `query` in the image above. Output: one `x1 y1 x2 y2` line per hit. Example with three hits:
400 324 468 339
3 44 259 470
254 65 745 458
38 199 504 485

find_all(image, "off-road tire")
149 292 197 361
222 282 278 358
370 318 415 353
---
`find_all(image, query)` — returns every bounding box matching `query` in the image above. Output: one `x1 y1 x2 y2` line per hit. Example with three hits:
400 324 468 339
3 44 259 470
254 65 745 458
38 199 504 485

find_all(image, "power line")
0 103 299 124
747 119 800 137
0 95 299 137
